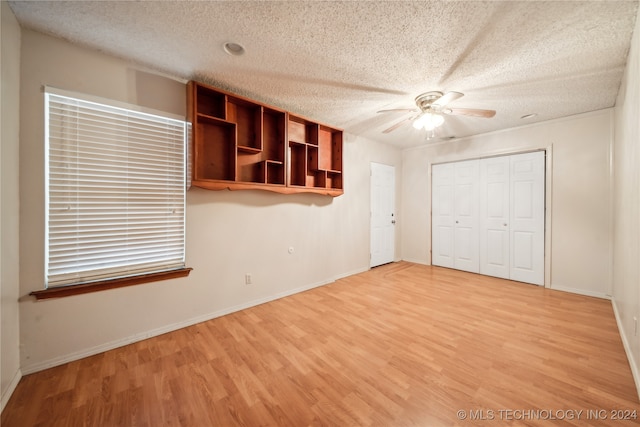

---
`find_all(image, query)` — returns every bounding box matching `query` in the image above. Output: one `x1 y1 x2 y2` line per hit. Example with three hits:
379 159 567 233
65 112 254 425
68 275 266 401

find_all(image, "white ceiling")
8 1 639 148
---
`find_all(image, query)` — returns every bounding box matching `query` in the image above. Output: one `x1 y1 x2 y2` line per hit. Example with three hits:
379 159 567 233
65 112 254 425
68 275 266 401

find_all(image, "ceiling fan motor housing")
415 91 444 112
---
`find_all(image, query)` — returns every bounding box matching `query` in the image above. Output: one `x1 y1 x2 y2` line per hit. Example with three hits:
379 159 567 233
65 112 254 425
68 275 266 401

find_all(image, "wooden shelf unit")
188 81 343 196
287 115 343 192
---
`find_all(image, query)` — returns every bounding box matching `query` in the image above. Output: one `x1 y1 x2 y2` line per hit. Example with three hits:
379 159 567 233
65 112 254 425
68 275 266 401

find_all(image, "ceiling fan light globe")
423 113 444 130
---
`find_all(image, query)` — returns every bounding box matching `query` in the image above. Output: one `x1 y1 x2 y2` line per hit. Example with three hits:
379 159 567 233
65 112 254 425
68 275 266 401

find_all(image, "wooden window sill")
30 267 193 300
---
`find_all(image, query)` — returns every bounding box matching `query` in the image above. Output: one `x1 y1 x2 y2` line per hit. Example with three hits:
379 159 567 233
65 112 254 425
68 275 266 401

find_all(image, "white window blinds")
45 89 187 288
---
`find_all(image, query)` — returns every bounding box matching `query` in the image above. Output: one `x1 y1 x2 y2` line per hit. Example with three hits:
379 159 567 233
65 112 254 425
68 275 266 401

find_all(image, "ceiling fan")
377 91 496 134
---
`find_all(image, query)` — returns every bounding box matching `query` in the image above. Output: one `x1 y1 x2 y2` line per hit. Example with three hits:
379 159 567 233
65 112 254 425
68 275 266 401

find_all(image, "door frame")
428 147 552 288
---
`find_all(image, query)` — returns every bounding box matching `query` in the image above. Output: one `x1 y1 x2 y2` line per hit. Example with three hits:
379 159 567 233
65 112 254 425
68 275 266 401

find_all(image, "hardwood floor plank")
3 262 640 426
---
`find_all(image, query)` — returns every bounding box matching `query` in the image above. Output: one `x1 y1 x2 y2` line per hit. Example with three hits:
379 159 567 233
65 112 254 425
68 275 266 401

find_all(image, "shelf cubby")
307 170 326 188
327 171 343 190
266 160 285 185
194 118 236 181
237 151 263 183
264 108 286 162
318 126 343 173
307 145 319 171
288 115 319 145
196 86 226 119
228 97 262 151
289 142 307 187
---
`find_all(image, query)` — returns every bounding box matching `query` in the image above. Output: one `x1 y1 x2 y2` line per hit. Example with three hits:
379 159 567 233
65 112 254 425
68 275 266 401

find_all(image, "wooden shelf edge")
237 145 262 154
308 168 342 174
30 268 193 300
197 112 232 124
286 186 344 197
193 180 286 192
289 140 308 146
193 180 342 196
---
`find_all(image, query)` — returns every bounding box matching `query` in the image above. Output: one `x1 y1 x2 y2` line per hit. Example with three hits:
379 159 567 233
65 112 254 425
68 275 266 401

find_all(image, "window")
34 88 190 299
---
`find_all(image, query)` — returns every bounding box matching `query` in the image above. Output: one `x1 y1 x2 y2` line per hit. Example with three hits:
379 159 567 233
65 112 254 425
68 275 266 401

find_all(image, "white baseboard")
21 275 348 375
612 299 640 400
549 284 610 300
1 368 22 413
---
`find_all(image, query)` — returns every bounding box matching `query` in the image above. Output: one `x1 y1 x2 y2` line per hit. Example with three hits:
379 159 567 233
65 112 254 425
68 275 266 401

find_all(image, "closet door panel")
510 151 545 285
453 160 479 273
480 156 510 279
431 163 455 268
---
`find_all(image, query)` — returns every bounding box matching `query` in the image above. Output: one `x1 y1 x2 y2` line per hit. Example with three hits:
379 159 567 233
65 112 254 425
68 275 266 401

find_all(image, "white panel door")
509 151 545 285
370 163 396 267
431 163 455 268
480 156 510 279
453 160 480 273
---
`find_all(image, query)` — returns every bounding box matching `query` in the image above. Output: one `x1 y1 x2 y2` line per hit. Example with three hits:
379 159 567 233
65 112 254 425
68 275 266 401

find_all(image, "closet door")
479 156 510 279
431 163 455 268
453 160 480 273
433 153 543 284
510 151 545 285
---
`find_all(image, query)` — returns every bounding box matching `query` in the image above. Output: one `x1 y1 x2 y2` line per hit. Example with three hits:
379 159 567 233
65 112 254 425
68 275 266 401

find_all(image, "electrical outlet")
245 273 252 285
634 316 638 336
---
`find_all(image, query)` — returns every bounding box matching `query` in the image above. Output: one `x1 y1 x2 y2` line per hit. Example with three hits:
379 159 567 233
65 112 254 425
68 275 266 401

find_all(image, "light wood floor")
3 262 640 426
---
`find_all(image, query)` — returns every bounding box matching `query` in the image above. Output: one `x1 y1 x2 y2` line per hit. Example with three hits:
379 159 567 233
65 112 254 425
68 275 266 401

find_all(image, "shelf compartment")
318 125 343 172
264 108 286 162
266 160 285 185
307 170 326 188
228 97 262 151
307 145 319 171
194 119 236 181
196 87 226 119
288 115 319 145
327 171 343 190
236 160 285 185
289 142 307 187
236 149 264 183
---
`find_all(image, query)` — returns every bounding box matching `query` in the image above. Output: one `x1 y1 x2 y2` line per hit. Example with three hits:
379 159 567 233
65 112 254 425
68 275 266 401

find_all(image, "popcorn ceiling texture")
8 0 639 147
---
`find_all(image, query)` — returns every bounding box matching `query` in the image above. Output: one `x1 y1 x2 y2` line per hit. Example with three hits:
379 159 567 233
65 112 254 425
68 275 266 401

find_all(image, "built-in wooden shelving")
188 81 343 196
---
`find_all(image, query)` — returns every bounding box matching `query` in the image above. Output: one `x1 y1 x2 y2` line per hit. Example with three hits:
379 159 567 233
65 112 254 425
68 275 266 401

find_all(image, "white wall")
612 13 640 395
18 29 402 373
401 109 613 298
1 1 22 411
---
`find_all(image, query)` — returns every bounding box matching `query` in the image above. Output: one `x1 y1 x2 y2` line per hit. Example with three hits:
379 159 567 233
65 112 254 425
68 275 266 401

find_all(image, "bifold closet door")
432 163 455 268
509 151 545 285
479 156 510 279
452 160 479 273
433 151 544 285
479 151 545 285
432 160 479 273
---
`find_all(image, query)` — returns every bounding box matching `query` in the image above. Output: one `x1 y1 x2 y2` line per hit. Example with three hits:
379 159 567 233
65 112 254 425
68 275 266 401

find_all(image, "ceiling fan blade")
382 115 417 133
444 107 496 118
377 108 418 114
432 91 464 108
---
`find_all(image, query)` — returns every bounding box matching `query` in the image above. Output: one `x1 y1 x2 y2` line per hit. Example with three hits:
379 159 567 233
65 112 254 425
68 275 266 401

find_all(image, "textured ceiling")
9 1 639 148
